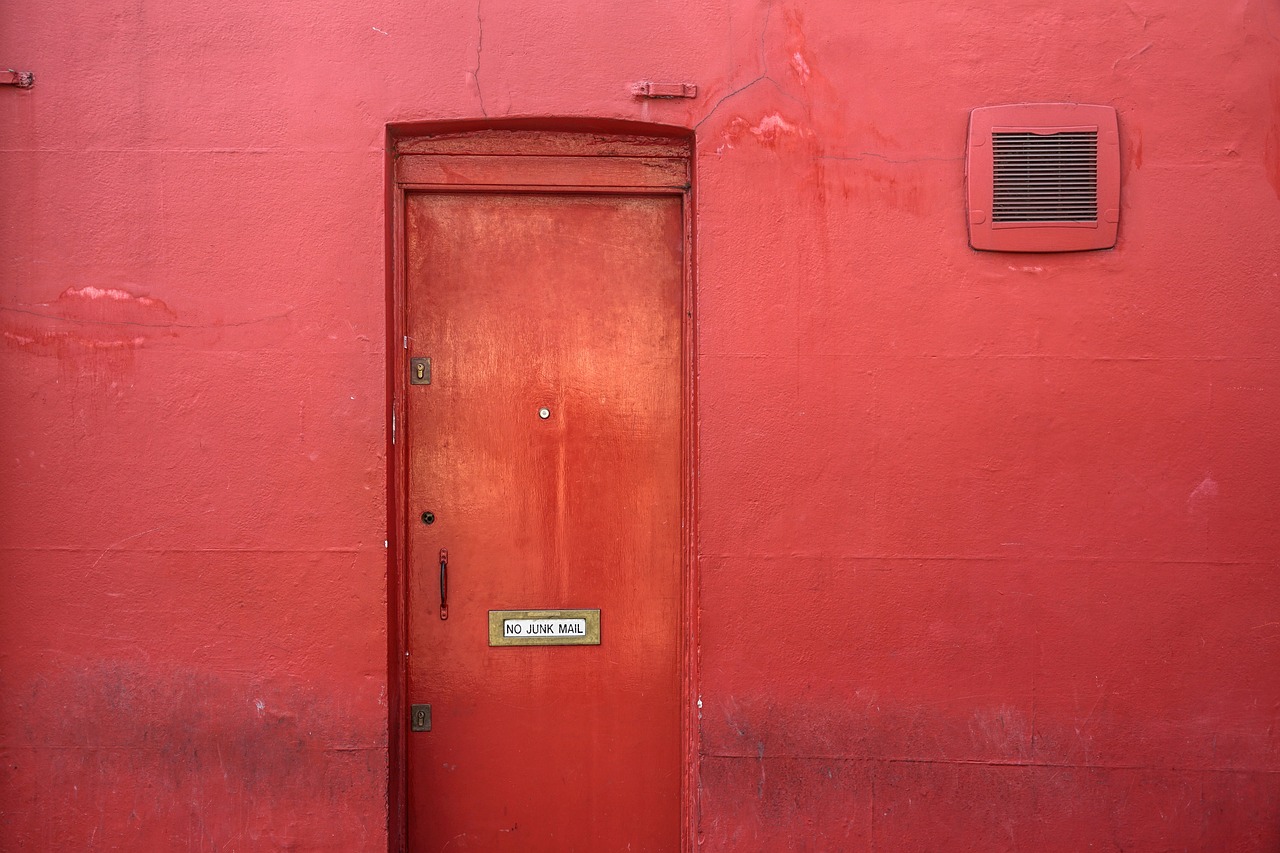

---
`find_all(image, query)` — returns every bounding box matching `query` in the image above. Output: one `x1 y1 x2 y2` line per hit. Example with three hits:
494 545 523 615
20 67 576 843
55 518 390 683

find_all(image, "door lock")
410 704 432 732
410 357 431 385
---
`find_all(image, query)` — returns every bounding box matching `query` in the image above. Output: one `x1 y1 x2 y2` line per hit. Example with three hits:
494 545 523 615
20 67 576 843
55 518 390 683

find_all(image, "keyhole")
415 363 425 380
411 704 432 731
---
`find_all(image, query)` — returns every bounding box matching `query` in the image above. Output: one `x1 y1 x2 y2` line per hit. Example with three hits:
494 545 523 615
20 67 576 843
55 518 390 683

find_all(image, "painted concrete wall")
3 0 1279 849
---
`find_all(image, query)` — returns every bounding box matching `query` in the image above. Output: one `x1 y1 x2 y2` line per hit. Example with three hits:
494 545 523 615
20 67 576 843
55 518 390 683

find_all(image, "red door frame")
384 121 698 852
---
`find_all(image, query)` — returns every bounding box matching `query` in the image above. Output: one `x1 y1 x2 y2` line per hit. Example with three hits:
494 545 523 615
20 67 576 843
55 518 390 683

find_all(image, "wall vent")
967 104 1119 252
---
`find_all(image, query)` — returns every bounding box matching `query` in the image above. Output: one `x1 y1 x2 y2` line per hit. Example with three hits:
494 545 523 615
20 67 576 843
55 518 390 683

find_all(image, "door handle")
439 548 449 621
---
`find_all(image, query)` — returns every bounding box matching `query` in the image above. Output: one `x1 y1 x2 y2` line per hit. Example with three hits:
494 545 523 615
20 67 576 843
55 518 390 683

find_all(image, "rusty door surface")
404 191 683 851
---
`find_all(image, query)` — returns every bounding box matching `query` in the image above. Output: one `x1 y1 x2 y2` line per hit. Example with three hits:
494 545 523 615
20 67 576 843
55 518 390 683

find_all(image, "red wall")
3 0 1279 849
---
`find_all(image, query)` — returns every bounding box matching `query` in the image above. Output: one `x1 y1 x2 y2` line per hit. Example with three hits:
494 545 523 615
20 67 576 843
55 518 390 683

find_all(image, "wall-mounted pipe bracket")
3 69 34 88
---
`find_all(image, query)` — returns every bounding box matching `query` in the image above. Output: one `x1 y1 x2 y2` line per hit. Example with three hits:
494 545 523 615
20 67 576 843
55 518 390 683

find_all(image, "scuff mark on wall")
1187 474 1219 514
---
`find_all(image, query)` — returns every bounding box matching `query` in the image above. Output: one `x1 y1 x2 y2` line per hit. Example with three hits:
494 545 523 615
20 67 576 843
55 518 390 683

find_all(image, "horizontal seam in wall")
0 744 386 752
699 553 1270 566
701 354 1279 362
700 752 1280 775
0 547 365 554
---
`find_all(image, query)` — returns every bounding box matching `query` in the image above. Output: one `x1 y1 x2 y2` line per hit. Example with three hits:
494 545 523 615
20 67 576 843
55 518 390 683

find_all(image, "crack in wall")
472 0 488 116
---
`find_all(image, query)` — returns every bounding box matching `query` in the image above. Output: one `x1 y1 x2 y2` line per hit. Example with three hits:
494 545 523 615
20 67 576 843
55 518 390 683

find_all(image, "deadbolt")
410 704 431 732
421 511 435 525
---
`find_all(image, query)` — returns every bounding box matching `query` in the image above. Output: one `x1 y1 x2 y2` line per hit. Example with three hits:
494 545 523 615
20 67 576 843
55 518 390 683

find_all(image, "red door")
404 190 683 850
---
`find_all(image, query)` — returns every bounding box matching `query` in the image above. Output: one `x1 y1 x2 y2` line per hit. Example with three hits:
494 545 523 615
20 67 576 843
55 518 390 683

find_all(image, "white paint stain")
1187 474 1219 513
791 52 811 83
372 26 389 35
254 699 265 717
65 286 158 307
716 112 813 155
750 113 804 142
33 336 149 350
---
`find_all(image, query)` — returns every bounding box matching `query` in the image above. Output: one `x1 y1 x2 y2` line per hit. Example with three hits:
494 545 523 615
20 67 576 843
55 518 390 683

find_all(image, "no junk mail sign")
488 609 601 646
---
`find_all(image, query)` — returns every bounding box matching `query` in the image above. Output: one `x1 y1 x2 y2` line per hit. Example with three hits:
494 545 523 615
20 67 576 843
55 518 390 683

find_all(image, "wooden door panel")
405 192 682 851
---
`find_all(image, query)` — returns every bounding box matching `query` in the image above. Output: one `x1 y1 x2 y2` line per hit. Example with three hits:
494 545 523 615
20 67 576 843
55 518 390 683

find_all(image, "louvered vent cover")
993 131 1097 222
968 104 1119 252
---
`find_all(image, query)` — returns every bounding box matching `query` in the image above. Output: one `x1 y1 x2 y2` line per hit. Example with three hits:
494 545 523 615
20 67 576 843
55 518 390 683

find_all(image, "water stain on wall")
1 286 179 367
2 661 384 850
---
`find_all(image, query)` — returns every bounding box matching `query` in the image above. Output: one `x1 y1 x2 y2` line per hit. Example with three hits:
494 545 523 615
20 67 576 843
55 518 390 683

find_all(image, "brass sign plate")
488 609 601 647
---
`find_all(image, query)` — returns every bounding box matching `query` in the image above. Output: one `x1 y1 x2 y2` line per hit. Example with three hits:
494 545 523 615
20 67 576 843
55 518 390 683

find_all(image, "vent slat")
995 184 1097 188
991 130 1098 223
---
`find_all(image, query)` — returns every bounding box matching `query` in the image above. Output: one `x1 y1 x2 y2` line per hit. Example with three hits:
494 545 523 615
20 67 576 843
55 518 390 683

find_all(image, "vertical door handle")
439 548 449 620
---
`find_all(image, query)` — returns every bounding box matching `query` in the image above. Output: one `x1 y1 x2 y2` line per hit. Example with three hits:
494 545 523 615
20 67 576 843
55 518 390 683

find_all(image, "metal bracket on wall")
631 81 696 99
3 70 34 88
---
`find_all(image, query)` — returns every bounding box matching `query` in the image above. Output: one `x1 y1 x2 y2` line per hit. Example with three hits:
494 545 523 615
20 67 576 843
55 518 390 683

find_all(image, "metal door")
403 189 683 850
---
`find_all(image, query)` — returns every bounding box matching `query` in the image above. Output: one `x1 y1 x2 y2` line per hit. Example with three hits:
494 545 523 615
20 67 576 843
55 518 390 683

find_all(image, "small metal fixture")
631 81 697 99
410 704 432 732
2 70 34 89
421 511 435 525
410 357 431 385
538 407 550 419
439 548 449 621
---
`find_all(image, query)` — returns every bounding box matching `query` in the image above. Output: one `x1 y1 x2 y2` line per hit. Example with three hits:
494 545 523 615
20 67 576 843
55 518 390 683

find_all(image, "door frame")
384 121 698 852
